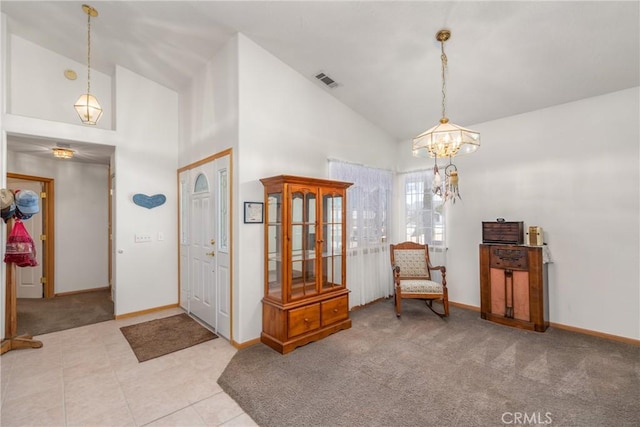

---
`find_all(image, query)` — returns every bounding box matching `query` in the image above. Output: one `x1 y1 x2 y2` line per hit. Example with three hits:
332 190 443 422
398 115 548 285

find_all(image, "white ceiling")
2 1 639 164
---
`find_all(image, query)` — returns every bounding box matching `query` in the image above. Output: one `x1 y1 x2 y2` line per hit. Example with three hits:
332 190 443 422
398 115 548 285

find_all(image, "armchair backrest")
390 242 431 279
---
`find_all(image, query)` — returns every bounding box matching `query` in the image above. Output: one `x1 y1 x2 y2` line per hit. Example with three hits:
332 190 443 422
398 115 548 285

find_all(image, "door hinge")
40 277 47 284
40 234 46 241
40 192 47 199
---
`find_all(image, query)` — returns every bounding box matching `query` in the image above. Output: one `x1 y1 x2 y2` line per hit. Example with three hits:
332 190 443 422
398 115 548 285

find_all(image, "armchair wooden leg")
395 292 401 318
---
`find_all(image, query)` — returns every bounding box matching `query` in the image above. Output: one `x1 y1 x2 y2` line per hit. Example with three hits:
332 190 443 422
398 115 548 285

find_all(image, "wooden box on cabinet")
260 175 353 354
479 244 549 332
482 221 524 244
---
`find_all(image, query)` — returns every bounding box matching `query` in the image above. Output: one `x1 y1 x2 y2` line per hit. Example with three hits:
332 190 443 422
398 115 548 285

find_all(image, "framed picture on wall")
244 202 264 224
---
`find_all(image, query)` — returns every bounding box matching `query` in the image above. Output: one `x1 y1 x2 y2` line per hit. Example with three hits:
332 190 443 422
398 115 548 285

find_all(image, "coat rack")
1 218 42 354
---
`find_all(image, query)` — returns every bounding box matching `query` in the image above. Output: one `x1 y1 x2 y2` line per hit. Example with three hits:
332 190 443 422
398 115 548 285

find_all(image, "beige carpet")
120 313 217 362
218 298 639 427
17 289 114 336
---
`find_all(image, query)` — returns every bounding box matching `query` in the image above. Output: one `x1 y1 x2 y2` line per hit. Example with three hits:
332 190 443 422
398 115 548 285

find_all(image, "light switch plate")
135 234 152 243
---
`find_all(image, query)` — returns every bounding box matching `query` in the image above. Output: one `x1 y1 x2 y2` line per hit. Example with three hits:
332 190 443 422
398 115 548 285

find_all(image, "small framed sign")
244 202 264 224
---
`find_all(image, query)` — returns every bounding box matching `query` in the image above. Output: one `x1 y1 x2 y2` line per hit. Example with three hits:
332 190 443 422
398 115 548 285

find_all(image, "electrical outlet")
135 234 152 243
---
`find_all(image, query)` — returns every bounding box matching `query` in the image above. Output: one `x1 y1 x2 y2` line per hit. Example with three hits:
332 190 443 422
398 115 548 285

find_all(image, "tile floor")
0 307 258 427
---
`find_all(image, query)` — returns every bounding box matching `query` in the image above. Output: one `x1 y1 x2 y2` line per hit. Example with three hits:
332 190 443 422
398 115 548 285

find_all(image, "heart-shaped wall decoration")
133 193 166 209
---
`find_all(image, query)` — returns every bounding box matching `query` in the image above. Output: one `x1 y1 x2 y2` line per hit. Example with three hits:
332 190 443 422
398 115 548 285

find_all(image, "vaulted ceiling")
2 1 639 163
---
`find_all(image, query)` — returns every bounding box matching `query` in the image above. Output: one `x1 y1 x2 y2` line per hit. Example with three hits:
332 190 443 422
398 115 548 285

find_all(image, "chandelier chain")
87 10 91 95
441 39 448 120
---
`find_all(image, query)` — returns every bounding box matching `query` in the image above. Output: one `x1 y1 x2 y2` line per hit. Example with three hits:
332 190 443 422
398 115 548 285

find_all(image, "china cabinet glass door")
266 192 283 301
321 191 344 292
290 186 318 300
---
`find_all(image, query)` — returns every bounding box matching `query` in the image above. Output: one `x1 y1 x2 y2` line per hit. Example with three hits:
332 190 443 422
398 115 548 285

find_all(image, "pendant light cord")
441 38 448 121
87 10 92 95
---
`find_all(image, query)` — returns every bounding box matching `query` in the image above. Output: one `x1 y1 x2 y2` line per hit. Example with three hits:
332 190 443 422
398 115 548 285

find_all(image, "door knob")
210 239 216 245
206 251 215 257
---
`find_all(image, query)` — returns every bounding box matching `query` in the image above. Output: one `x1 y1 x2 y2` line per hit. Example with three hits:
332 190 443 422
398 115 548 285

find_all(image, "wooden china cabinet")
260 175 352 354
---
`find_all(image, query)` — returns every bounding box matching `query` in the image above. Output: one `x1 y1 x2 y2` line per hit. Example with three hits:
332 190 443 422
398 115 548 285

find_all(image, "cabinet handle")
333 308 338 313
304 318 310 323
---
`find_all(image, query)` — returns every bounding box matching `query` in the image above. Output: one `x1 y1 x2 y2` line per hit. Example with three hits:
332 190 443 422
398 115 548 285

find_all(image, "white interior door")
181 154 231 339
8 179 44 299
189 162 217 328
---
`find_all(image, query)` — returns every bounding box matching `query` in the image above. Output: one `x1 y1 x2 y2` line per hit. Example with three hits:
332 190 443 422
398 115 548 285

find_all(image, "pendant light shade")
75 4 102 125
412 29 480 159
74 93 103 125
412 119 480 158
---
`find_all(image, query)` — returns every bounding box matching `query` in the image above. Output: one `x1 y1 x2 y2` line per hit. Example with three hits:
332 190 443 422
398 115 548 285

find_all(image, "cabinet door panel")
265 193 283 302
489 268 531 321
321 191 345 292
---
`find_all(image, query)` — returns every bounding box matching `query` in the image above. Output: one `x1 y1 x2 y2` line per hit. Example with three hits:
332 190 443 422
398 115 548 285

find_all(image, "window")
402 170 445 247
194 173 209 193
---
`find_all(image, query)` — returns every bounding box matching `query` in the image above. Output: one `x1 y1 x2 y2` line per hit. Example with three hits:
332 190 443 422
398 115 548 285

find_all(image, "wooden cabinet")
479 244 549 332
260 175 352 354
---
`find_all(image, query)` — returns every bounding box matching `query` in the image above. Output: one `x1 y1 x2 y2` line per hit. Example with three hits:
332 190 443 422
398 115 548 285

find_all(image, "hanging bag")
4 219 38 267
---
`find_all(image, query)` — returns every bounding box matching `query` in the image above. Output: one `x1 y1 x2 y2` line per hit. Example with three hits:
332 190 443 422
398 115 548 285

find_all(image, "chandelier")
74 4 103 125
412 29 480 159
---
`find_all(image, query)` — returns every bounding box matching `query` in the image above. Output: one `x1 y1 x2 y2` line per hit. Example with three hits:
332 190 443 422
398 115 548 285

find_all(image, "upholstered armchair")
390 241 448 318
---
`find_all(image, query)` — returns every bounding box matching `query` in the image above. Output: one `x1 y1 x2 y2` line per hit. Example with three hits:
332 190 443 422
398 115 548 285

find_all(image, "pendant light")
74 4 103 125
412 29 480 159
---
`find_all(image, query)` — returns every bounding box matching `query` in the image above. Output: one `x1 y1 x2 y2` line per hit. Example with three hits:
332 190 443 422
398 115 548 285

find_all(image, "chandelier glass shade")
75 4 102 125
52 148 75 159
412 118 480 158
412 29 480 159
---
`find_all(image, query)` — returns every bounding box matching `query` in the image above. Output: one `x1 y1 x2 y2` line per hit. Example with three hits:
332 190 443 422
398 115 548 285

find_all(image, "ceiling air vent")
315 72 339 88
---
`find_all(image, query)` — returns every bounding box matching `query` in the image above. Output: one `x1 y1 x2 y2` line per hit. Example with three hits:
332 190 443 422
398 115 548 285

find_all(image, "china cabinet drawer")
321 296 349 326
288 304 320 337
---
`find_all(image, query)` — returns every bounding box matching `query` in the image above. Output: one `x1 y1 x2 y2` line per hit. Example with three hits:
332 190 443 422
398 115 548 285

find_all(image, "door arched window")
194 173 209 193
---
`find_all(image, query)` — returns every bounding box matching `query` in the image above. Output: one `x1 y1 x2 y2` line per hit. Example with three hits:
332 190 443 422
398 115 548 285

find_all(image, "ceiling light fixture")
412 29 480 159
74 4 102 125
52 147 75 159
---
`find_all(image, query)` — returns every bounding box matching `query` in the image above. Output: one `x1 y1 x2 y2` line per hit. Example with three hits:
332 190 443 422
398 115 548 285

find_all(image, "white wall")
7 151 109 293
179 35 239 167
398 87 640 340
8 35 112 130
113 66 179 316
234 34 398 343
